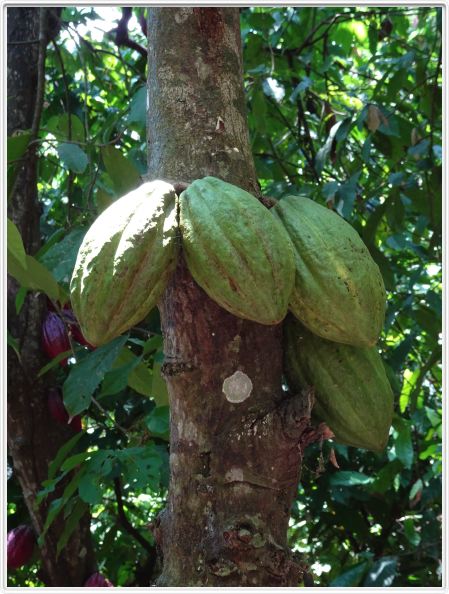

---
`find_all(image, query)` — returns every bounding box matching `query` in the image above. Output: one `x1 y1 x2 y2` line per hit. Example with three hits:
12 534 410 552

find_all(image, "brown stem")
113 477 156 555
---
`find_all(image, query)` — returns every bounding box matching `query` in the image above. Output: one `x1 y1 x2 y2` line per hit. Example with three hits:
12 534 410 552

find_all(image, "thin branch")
113 477 157 555
267 138 298 186
91 396 128 437
113 7 147 59
51 39 72 139
31 8 48 139
8 38 40 45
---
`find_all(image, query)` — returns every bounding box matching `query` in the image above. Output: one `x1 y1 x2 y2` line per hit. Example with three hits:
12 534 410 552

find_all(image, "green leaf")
315 121 343 174
142 334 163 356
330 471 374 487
146 405 170 437
40 498 65 542
101 145 141 196
78 473 104 505
118 445 164 490
368 23 378 55
128 86 147 125
404 517 421 546
7 218 27 269
363 556 398 587
106 347 151 397
37 350 73 377
15 286 28 314
8 252 61 301
39 228 87 285
393 418 414 469
7 130 31 162
56 499 89 557
128 361 153 397
409 478 423 501
151 361 169 406
101 351 141 397
370 460 403 494
251 89 267 133
36 474 67 505
63 335 128 417
46 114 85 142
60 451 91 473
290 77 312 102
48 432 84 480
361 135 372 162
57 143 88 173
330 561 370 587
322 181 340 202
95 188 115 213
7 330 21 362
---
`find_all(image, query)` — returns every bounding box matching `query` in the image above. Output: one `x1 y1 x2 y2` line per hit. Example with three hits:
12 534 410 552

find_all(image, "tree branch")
114 8 147 59
113 477 156 556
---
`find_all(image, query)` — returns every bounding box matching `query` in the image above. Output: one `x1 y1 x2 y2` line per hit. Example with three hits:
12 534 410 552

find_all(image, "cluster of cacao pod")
41 305 94 366
7 525 35 569
70 176 393 451
84 572 114 587
47 387 82 432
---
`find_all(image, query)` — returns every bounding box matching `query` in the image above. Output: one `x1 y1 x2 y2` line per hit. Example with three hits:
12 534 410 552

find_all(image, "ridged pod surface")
272 195 386 347
284 318 393 452
7 525 35 569
84 572 114 587
179 177 295 325
70 181 178 346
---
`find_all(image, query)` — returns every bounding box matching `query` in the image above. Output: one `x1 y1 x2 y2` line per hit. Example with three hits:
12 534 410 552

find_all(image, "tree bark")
7 8 95 585
147 8 315 586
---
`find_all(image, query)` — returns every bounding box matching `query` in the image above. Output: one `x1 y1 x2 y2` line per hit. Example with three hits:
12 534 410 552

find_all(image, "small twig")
85 165 100 211
8 38 40 45
113 7 147 59
91 396 128 437
267 138 298 186
51 39 72 139
265 94 318 181
30 132 124 149
113 477 157 555
31 9 49 139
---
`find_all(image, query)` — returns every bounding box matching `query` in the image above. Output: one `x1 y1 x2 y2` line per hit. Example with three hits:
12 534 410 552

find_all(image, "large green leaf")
363 556 398 587
57 142 89 173
39 227 87 285
101 145 141 196
330 561 370 587
8 252 61 301
7 218 27 269
63 335 128 416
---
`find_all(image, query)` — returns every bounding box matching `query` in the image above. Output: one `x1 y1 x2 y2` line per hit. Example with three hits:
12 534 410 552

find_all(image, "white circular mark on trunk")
222 370 253 403
224 467 244 482
174 8 192 23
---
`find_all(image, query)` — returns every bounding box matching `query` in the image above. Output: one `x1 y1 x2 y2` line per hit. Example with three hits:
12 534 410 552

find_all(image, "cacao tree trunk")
7 7 95 585
147 8 315 586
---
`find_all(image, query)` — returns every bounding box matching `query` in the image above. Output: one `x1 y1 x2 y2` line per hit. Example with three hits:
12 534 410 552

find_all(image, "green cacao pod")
272 195 386 347
285 318 393 452
70 180 178 346
179 177 295 325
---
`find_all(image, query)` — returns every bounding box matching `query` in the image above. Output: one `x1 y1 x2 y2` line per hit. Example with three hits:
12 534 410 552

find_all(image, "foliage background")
7 6 442 587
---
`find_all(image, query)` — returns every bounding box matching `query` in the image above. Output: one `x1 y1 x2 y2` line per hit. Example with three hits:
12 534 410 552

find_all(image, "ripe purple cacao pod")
7 525 35 569
47 388 82 431
62 307 95 349
42 311 70 366
84 572 114 587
